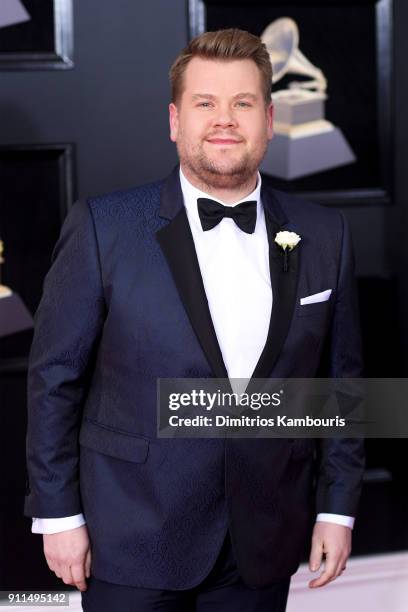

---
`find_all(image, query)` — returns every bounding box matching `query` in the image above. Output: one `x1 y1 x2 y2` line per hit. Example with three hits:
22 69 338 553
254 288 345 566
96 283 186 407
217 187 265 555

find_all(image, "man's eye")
236 101 251 107
198 102 212 107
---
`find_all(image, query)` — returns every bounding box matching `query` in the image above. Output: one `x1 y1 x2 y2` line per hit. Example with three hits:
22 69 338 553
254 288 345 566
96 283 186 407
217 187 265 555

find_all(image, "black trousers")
81 530 291 612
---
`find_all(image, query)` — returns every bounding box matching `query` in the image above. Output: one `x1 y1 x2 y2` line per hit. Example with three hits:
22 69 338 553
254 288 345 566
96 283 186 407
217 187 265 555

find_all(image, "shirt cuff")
316 513 355 529
31 514 86 534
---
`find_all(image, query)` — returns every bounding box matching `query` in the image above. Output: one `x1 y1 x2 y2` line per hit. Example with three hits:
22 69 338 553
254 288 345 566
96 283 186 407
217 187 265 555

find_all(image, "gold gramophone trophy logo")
0 238 34 337
260 17 356 180
0 240 12 299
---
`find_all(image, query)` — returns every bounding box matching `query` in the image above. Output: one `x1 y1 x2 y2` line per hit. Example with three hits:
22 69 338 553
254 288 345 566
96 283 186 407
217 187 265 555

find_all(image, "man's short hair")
169 28 273 107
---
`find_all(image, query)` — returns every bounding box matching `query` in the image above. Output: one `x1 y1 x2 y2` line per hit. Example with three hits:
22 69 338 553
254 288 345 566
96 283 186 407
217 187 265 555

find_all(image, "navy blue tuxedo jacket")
24 165 365 589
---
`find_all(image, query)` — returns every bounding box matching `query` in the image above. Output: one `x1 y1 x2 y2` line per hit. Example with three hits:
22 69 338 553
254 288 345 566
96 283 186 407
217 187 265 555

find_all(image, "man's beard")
176 138 268 191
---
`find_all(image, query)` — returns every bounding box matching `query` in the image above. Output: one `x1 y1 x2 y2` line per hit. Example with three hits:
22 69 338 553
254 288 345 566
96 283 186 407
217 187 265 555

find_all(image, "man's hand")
43 525 91 592
308 522 351 588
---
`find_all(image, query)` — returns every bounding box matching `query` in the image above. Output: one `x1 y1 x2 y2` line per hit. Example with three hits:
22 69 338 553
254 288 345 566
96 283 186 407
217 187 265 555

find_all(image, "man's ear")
169 103 179 142
267 102 274 140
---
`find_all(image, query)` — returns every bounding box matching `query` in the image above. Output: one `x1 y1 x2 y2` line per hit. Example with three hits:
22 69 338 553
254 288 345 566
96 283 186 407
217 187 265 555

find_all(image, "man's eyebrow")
191 92 258 101
233 92 258 101
191 94 217 100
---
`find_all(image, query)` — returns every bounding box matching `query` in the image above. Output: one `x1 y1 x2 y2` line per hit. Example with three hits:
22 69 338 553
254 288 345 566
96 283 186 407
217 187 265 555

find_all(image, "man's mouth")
206 138 242 145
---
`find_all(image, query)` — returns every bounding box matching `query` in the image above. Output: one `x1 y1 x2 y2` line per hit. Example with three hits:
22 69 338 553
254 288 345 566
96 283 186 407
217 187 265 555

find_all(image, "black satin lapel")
250 209 300 382
156 207 229 380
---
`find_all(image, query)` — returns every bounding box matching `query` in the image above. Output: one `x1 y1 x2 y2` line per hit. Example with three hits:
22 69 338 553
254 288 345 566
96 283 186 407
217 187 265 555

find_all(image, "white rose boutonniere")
274 231 301 272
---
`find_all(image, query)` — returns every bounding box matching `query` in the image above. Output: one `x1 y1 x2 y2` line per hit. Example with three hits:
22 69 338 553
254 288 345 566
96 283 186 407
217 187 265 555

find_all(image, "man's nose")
213 106 238 127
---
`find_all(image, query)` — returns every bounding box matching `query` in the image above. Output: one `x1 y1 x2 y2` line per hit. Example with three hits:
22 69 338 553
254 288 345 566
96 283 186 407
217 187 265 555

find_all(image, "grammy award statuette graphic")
260 17 356 180
0 239 34 338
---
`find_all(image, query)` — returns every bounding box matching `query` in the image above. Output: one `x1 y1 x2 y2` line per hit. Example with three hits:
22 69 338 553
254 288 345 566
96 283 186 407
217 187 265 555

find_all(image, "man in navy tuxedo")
24 28 364 611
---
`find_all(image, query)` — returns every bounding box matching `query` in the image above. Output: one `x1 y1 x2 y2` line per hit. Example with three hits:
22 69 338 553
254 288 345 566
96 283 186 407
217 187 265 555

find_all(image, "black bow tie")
197 198 257 234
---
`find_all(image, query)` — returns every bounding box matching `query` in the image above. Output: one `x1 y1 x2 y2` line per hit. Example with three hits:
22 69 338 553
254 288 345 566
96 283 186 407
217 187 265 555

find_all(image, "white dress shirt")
31 167 354 533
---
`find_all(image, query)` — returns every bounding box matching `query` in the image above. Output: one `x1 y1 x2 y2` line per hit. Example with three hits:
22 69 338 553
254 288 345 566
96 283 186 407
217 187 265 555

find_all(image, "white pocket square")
300 289 332 305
